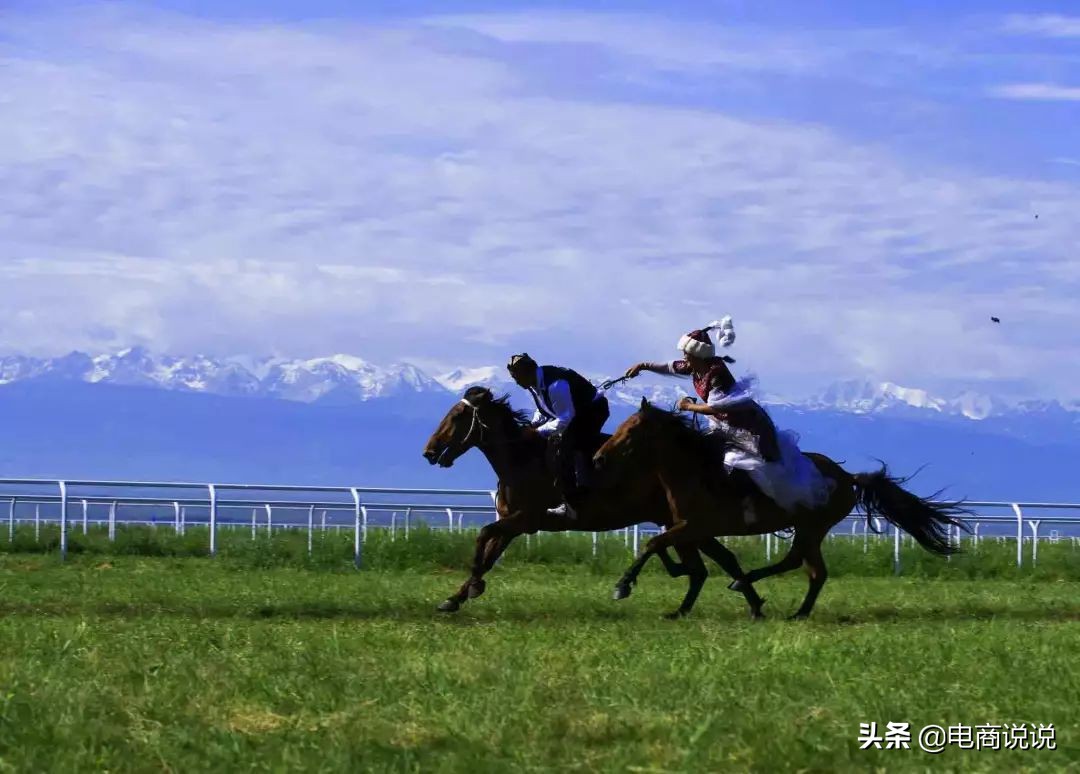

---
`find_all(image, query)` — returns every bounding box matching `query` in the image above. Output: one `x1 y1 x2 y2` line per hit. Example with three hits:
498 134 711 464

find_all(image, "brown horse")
422 386 768 617
588 398 971 619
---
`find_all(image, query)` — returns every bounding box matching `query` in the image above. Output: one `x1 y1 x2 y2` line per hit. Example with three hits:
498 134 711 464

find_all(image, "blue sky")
1 1 1078 401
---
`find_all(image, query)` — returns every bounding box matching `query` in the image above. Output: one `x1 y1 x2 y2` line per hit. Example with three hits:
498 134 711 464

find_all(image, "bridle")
456 397 490 449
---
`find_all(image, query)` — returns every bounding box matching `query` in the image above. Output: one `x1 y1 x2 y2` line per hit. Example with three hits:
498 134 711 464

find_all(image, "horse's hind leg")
790 535 829 621
666 544 708 619
731 537 804 589
699 537 765 620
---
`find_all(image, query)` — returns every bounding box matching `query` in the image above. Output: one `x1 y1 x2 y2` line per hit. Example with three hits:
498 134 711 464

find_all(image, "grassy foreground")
1 555 1079 772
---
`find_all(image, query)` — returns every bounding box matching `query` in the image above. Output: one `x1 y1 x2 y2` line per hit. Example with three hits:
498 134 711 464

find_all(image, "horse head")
423 386 496 468
424 386 537 469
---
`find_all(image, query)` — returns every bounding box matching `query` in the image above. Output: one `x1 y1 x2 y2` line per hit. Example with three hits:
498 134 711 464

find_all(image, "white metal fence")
1 477 1078 572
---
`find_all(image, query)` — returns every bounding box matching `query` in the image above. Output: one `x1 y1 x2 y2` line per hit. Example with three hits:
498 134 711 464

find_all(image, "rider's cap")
677 317 735 359
507 353 536 374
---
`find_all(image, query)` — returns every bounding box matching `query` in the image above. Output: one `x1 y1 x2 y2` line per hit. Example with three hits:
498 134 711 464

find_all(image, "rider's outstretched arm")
624 361 680 378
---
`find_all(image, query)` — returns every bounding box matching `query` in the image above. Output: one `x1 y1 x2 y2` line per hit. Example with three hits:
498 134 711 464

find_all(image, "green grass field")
1 530 1079 773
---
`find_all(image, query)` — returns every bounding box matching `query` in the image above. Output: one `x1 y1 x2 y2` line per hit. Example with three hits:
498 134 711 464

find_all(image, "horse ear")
639 396 650 411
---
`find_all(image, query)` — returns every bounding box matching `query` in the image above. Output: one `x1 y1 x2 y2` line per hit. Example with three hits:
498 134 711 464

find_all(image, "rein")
599 374 633 391
458 397 489 447
458 397 542 449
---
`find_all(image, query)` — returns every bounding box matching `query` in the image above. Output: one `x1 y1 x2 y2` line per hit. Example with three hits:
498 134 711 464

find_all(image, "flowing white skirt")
721 429 832 512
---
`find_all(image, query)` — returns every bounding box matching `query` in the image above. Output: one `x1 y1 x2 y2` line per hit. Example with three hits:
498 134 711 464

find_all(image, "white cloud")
1002 14 1080 38
990 82 1080 101
425 11 835 75
1 5 1079 402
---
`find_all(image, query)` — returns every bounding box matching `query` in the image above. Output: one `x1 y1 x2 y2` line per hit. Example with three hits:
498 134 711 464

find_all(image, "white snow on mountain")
809 380 1016 420
436 366 506 392
0 349 1074 420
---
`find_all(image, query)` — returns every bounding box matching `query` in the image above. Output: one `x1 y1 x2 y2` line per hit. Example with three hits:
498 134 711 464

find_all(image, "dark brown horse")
422 387 767 617
587 398 971 619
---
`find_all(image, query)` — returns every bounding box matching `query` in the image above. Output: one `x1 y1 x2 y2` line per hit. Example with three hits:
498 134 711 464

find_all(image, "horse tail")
852 464 971 556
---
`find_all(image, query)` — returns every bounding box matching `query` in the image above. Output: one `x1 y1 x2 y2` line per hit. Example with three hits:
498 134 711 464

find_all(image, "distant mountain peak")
812 379 1021 420
0 349 1074 421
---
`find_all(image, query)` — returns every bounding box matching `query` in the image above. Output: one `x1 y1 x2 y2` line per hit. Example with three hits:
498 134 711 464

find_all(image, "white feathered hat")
677 317 736 360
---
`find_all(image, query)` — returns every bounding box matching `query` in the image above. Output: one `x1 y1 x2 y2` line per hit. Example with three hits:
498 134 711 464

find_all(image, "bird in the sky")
991 316 1000 323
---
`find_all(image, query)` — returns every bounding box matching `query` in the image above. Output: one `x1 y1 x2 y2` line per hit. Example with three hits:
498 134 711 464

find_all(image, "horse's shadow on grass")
2 600 1080 625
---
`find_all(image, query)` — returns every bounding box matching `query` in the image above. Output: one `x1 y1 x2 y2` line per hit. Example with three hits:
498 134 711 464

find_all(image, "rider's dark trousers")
551 396 610 505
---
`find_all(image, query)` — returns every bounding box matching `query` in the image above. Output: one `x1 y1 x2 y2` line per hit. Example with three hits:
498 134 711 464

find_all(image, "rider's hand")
676 397 697 412
624 363 645 379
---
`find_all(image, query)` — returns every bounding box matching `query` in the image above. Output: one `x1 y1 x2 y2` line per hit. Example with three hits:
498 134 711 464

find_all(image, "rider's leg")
546 423 580 518
572 397 610 497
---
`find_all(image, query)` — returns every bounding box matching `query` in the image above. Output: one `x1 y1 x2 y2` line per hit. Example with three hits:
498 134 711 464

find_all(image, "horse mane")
638 403 716 460
463 386 533 429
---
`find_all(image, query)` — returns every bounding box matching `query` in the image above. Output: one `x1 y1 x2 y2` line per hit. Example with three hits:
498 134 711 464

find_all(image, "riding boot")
547 446 582 520
727 469 759 527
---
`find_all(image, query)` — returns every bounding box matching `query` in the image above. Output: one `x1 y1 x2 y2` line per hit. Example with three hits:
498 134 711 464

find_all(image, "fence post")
180 506 186 536
265 504 273 537
250 508 257 540
404 507 411 539
109 501 117 542
351 488 362 569
35 504 41 542
82 499 89 535
893 524 901 575
973 522 980 548
632 524 640 555
321 509 327 534
446 508 454 533
307 505 314 556
391 512 397 542
208 484 217 557
59 481 68 561
7 498 14 542
1029 520 1041 567
592 531 598 557
1011 503 1023 568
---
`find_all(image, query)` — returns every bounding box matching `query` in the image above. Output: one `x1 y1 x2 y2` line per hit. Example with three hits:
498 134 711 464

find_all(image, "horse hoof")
787 612 809 622
750 611 766 621
663 610 688 620
727 578 746 592
467 580 486 599
612 583 632 601
436 599 461 613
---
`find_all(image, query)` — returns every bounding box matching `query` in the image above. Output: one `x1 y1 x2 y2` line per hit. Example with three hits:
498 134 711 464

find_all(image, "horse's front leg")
437 516 528 613
612 536 657 600
437 519 500 612
613 520 712 601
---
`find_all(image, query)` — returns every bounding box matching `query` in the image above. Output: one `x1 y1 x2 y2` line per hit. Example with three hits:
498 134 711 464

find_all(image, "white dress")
701 377 833 513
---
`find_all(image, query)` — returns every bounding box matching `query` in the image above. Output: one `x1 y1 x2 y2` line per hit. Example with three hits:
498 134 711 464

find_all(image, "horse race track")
1 554 1079 773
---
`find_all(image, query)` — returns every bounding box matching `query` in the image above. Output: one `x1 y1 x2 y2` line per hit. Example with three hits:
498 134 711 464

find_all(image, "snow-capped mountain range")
0 348 1076 421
